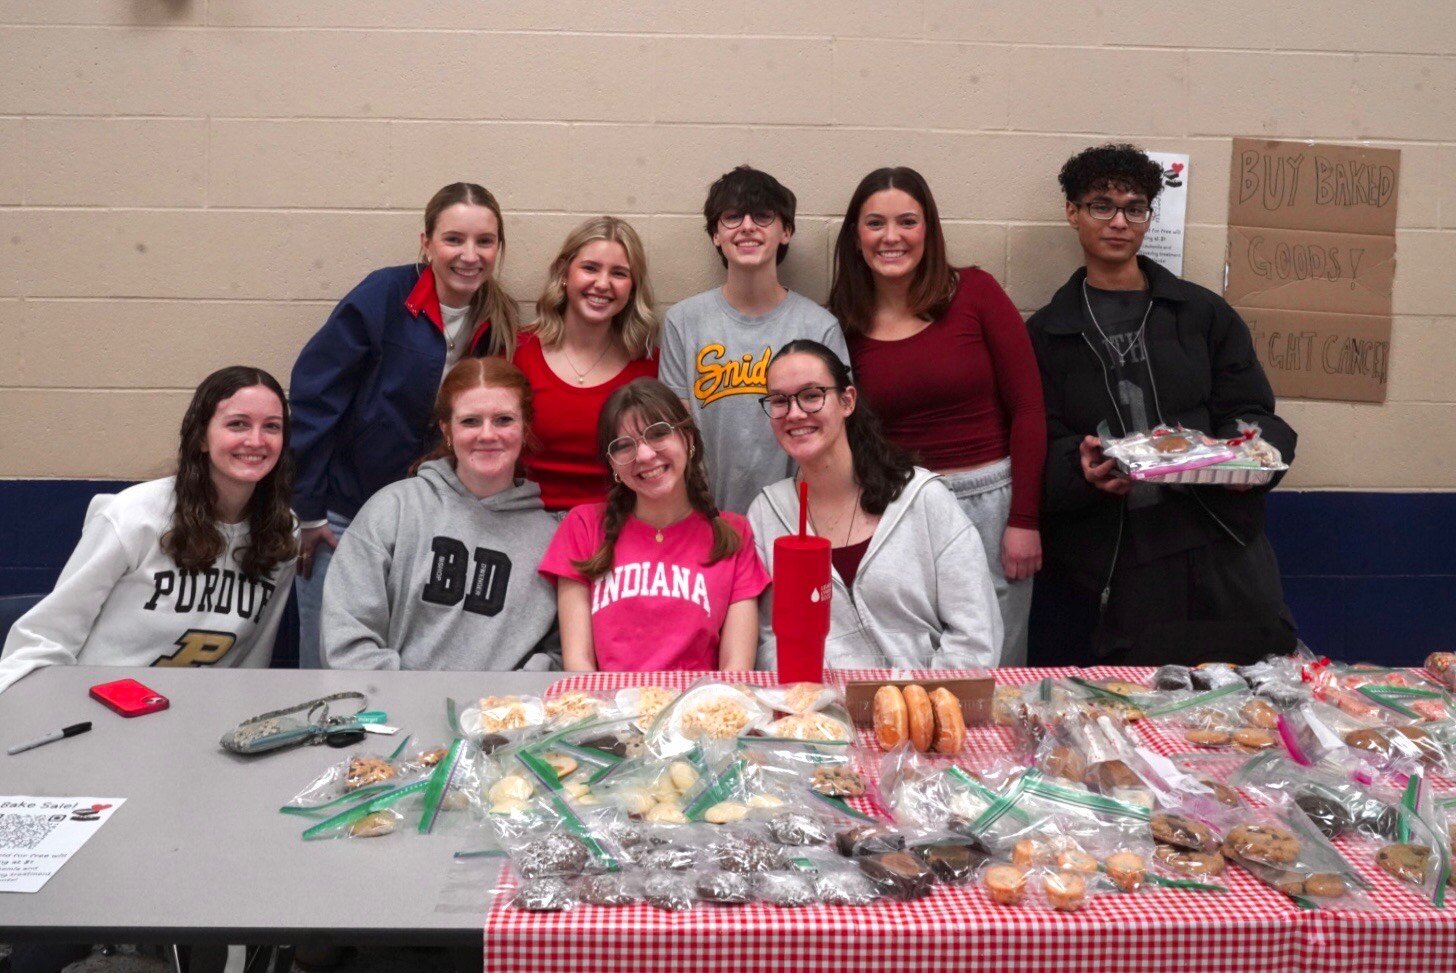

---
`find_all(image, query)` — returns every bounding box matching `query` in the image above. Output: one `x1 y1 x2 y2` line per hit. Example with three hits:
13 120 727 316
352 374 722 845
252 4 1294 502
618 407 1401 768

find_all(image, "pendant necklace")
562 340 613 384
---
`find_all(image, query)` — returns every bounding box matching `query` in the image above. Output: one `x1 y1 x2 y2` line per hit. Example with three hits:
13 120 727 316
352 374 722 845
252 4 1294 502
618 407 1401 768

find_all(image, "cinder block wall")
1 1 1454 490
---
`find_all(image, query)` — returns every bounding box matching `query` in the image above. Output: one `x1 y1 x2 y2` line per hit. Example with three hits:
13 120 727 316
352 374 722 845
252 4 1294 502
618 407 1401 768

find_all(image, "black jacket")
1026 257 1297 593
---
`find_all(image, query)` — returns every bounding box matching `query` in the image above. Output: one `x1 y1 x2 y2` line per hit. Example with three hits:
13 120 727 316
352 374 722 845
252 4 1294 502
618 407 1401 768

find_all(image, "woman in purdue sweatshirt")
0 366 299 695
320 357 560 670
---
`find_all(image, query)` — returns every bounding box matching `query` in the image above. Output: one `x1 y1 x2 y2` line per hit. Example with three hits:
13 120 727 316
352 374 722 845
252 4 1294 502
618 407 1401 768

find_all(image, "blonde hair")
421 183 522 359
527 216 658 360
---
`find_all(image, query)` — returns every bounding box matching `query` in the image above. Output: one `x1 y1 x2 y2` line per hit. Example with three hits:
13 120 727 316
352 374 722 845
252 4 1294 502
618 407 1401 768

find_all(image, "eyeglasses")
606 421 683 466
1077 199 1153 224
759 386 840 419
720 210 778 229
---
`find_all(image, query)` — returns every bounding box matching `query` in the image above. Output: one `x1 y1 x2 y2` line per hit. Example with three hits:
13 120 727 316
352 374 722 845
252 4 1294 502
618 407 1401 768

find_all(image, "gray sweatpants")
940 458 1031 667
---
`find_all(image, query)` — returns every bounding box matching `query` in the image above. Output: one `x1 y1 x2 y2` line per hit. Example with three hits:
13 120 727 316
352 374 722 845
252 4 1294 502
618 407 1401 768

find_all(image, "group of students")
0 144 1299 697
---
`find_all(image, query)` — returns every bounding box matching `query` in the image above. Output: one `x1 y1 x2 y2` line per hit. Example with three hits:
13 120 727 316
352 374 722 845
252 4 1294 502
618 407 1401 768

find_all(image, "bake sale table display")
2 663 1452 973
482 666 1456 973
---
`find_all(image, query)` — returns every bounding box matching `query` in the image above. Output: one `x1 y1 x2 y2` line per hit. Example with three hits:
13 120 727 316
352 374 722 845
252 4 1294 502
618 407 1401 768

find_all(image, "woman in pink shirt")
539 378 769 671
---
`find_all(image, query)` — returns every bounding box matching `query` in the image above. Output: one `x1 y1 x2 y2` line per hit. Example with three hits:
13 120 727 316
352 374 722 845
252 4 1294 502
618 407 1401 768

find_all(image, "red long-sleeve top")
848 267 1046 530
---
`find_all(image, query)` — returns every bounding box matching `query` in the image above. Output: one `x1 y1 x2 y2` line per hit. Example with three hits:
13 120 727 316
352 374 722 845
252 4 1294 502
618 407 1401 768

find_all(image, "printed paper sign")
0 796 125 893
1225 138 1399 403
1143 152 1189 276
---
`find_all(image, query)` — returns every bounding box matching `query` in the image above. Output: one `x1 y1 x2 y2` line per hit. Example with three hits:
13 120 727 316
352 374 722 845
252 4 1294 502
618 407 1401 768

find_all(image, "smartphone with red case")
89 678 169 717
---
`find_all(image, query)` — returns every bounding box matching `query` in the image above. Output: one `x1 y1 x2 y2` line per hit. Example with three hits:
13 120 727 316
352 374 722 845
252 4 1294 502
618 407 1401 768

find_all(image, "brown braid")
681 427 741 565
571 478 636 580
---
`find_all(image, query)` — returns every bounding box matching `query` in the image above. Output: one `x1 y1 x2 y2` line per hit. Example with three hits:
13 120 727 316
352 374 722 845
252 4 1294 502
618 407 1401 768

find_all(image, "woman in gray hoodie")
748 340 1003 670
321 358 560 670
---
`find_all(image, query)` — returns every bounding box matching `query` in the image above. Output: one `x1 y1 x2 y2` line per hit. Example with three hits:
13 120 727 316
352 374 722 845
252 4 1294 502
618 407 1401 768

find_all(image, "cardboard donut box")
843 676 996 728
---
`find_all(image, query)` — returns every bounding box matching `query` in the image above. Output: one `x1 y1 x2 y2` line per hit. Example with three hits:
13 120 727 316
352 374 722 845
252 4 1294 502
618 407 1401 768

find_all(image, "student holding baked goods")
289 182 520 668
1027 144 1297 667
539 378 770 672
0 366 297 697
513 216 659 512
829 167 1045 666
747 340 1002 670
320 358 560 671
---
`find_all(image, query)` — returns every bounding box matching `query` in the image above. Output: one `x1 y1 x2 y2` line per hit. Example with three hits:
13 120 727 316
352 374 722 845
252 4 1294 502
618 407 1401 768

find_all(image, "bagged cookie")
1221 798 1374 910
1145 686 1280 754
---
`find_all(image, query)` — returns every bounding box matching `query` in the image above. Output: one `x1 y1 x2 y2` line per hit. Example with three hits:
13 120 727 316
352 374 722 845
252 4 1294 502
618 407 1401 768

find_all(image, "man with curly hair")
1025 144 1298 667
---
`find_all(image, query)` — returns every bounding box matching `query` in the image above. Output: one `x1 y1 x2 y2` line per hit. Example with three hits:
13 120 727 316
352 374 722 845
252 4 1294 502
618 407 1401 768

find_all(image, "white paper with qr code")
0 796 125 893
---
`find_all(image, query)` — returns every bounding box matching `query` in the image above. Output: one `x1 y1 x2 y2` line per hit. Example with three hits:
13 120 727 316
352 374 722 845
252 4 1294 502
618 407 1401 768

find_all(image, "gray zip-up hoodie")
321 460 560 671
748 468 1003 670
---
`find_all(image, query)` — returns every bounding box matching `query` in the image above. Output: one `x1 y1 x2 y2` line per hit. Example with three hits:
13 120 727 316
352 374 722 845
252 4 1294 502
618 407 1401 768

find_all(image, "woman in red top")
515 217 659 511
828 167 1046 664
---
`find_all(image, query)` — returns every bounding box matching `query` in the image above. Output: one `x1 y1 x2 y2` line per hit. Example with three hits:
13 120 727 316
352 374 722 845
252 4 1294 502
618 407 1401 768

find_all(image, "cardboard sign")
1225 138 1399 402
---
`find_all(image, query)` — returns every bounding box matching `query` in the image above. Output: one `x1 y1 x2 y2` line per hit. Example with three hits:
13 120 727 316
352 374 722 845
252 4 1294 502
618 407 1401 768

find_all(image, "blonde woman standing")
514 216 660 511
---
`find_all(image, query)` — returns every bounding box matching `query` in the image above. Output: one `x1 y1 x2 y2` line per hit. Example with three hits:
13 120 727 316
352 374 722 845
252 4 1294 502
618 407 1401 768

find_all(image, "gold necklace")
561 340 614 384
809 490 861 547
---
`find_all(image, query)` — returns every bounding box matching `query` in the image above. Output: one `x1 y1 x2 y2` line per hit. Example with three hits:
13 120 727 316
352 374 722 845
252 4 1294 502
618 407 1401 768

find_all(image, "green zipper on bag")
946 766 1030 825
1145 683 1245 718
417 738 467 835
1143 873 1226 892
388 734 412 761
966 769 1032 837
511 751 621 872
278 782 396 817
807 790 878 823
684 757 748 821
1022 773 1152 821
301 777 431 840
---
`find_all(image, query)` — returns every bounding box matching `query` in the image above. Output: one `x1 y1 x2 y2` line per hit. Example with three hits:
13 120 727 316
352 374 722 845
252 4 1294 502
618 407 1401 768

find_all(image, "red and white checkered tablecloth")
482 668 1456 973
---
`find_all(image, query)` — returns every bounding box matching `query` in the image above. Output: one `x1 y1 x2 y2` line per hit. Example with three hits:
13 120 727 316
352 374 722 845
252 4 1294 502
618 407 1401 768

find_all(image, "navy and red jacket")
289 264 491 522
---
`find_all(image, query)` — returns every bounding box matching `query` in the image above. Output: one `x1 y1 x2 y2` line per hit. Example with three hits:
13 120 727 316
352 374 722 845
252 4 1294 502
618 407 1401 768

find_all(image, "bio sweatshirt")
748 467 1003 670
0 478 295 695
320 459 561 671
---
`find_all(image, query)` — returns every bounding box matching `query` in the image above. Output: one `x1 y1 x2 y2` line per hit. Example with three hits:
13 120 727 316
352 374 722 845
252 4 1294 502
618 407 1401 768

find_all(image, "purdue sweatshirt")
320 459 561 671
0 478 295 695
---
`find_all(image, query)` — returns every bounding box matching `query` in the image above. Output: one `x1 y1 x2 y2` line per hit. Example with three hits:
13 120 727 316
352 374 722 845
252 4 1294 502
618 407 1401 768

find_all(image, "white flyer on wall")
0 796 125 893
1142 152 1189 276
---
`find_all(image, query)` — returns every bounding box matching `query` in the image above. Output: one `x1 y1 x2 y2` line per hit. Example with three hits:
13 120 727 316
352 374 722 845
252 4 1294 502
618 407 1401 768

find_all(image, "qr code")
0 812 65 849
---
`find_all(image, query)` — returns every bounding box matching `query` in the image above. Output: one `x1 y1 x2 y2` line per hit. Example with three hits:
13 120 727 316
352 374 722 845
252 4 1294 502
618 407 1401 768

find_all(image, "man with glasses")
1025 144 1298 668
659 165 848 513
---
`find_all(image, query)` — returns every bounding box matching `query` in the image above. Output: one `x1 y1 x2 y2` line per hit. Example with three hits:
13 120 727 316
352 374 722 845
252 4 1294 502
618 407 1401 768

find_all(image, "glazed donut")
902 684 934 753
873 685 909 750
929 687 966 754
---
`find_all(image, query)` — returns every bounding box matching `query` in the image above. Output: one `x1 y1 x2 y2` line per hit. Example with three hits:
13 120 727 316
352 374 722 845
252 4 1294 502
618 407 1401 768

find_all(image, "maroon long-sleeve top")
848 267 1047 530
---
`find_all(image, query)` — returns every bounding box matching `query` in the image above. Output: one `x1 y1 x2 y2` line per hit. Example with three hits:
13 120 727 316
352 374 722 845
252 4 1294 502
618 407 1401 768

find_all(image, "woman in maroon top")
515 216 659 512
828 167 1046 663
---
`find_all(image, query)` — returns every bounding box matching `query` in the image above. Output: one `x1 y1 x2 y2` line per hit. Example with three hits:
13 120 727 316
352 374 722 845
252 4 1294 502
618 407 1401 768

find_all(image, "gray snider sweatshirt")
748 467 1004 670
321 459 561 671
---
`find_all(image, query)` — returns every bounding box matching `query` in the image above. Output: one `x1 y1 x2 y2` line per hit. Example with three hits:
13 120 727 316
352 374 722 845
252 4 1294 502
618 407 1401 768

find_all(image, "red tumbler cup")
772 534 832 684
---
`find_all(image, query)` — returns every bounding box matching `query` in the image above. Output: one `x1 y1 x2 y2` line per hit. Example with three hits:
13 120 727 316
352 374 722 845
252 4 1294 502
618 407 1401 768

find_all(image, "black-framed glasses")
759 386 840 419
606 421 683 466
1076 199 1154 224
720 210 778 229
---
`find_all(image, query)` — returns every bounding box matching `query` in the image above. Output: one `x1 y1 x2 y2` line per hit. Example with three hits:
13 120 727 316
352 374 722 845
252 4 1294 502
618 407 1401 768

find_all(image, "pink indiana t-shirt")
538 504 771 671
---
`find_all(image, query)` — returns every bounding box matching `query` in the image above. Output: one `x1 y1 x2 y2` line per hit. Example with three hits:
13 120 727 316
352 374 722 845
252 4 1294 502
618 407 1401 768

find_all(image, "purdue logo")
154 629 237 667
693 343 772 406
421 536 512 616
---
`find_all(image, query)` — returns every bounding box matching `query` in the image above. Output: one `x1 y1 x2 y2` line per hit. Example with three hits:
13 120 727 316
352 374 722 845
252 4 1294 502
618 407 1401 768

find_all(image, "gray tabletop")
0 665 563 945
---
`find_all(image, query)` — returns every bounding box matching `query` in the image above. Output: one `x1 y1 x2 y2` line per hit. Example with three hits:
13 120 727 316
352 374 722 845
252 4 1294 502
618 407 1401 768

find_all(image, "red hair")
409 358 535 474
